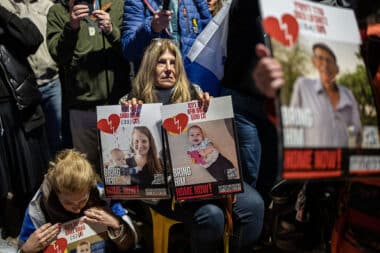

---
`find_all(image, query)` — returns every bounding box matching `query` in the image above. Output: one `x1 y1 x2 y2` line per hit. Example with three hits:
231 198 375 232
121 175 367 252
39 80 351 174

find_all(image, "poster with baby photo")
259 0 380 179
162 96 243 201
97 103 169 199
43 218 107 253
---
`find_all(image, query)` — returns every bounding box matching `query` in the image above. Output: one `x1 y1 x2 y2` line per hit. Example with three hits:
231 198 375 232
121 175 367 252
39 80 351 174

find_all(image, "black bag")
0 44 41 110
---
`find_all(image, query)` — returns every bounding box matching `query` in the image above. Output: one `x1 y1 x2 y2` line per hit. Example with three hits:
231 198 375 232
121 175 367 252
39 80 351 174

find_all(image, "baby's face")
188 127 203 145
77 243 91 253
112 151 125 166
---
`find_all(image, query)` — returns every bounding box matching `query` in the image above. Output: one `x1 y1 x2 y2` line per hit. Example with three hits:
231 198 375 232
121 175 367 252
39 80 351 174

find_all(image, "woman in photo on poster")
127 126 164 186
187 124 235 181
119 39 265 252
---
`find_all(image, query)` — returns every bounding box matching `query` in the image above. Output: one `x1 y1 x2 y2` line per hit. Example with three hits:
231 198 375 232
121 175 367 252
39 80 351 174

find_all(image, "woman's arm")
121 0 161 62
0 5 43 56
46 4 79 65
19 223 60 253
193 0 212 29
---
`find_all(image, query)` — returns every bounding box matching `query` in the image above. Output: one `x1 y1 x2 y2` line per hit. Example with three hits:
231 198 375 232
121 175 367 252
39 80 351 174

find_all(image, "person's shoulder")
95 183 105 198
109 0 124 11
295 76 314 84
32 0 54 15
25 187 47 227
126 156 137 166
48 2 67 17
295 76 317 89
337 83 351 92
337 84 356 99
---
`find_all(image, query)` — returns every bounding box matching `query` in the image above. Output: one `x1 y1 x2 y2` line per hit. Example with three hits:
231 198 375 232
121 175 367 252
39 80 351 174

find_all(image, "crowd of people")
2 0 350 252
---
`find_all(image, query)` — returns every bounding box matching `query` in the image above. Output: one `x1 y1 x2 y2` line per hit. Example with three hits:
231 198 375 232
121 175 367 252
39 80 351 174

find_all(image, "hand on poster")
83 207 121 229
196 91 211 113
120 97 143 107
253 44 284 98
21 223 61 253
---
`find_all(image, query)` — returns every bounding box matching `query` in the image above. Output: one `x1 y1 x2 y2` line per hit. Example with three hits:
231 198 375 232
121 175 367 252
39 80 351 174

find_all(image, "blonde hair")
47 149 97 194
131 39 192 103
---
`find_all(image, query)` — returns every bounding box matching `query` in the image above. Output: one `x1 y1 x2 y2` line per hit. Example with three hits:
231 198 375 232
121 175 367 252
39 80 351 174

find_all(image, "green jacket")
47 0 130 109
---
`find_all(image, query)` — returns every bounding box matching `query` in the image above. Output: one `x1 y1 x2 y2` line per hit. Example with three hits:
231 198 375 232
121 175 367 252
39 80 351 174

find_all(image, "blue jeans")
220 87 262 187
153 182 264 253
39 78 62 156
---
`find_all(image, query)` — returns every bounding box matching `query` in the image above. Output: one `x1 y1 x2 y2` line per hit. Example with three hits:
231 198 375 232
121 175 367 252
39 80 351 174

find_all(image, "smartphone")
162 0 170 10
74 0 94 13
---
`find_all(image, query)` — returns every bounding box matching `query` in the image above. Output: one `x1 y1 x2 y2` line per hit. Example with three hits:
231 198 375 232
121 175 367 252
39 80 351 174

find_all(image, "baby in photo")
187 125 235 181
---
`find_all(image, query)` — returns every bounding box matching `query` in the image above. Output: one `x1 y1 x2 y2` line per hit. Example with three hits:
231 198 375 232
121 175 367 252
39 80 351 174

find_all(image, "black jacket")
0 5 45 131
221 0 264 97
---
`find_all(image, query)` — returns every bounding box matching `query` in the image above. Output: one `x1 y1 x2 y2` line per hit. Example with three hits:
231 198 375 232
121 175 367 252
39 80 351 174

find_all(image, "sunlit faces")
188 127 204 146
132 129 150 156
206 0 218 12
312 47 339 85
155 49 176 89
57 189 90 214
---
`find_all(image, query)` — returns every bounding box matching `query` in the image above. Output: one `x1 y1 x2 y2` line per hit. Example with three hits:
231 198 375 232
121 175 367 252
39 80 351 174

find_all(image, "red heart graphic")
43 238 67 253
97 114 120 134
163 113 189 135
263 14 299 47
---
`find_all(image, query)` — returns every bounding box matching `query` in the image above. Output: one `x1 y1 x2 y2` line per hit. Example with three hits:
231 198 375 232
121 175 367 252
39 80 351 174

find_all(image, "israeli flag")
185 1 231 96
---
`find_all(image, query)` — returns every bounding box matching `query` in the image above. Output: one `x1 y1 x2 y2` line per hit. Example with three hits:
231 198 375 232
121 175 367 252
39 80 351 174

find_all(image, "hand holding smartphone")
162 0 170 10
74 0 94 14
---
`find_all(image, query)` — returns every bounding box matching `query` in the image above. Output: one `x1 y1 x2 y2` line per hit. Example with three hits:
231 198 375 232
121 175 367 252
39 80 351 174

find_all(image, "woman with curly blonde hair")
18 149 137 253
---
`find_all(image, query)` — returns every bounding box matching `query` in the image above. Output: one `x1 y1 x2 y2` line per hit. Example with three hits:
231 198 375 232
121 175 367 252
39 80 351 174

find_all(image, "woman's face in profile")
132 130 150 156
57 189 90 214
155 49 177 89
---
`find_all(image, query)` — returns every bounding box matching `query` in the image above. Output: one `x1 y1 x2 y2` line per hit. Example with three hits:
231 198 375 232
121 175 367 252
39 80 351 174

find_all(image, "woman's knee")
193 204 225 232
235 184 265 225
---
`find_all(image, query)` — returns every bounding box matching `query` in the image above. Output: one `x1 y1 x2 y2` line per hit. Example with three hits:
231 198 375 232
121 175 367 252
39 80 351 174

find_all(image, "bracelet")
108 223 124 239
